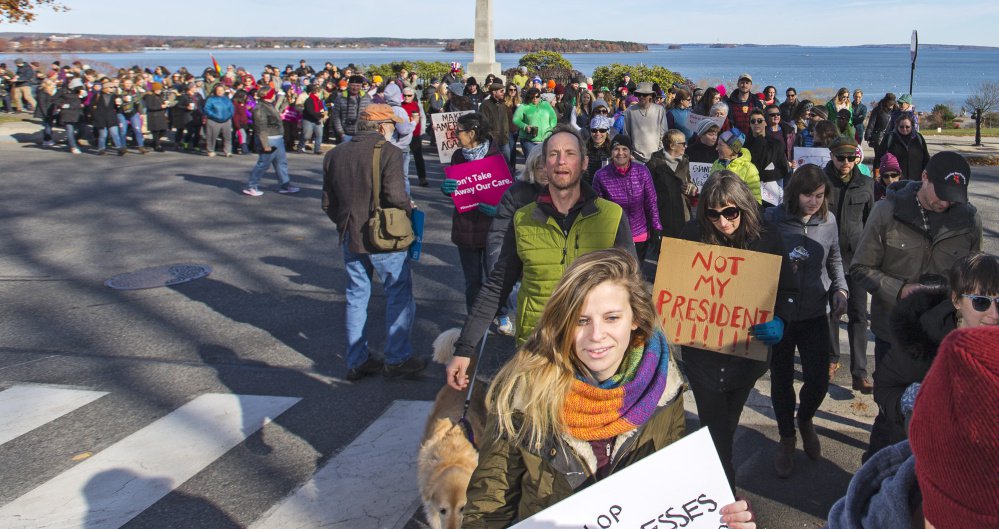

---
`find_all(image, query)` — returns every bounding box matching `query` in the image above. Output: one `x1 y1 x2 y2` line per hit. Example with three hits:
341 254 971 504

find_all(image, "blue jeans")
301 120 323 153
247 136 290 189
64 122 79 149
401 150 412 196
342 238 415 369
498 142 513 173
117 113 144 147
521 139 539 158
41 118 53 142
97 125 123 151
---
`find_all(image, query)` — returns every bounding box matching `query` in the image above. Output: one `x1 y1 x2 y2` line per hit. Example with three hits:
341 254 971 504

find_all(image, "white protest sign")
686 113 725 134
689 162 713 191
431 110 474 163
512 428 735 529
761 181 784 205
793 146 830 169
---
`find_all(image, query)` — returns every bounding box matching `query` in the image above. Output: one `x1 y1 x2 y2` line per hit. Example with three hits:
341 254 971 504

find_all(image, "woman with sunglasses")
503 83 520 166
666 87 694 141
584 115 614 185
865 253 999 459
679 171 794 490
652 129 696 240
874 114 928 182
592 134 662 263
765 104 795 162
764 164 849 478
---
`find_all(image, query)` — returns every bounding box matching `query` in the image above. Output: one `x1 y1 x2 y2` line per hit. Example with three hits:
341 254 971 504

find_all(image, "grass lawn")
926 127 999 137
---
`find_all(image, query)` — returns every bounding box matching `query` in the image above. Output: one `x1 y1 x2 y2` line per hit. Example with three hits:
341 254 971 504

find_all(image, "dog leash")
457 330 488 450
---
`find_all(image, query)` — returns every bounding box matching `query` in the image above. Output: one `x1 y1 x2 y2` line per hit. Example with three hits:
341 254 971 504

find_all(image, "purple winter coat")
592 161 662 239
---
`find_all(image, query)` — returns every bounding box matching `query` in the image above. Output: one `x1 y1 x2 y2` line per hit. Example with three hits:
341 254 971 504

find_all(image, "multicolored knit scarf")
562 331 671 441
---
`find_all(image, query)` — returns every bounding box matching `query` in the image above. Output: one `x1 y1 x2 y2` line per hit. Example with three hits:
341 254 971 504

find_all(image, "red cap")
909 326 999 529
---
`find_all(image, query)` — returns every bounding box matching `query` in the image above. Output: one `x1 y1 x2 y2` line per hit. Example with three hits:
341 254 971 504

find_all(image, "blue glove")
749 317 784 346
478 202 498 216
440 178 458 196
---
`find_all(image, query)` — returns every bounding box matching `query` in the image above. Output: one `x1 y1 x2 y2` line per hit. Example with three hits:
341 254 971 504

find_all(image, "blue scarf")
461 139 490 161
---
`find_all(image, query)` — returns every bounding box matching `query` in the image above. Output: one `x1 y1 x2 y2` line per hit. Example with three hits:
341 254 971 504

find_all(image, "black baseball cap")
926 151 970 204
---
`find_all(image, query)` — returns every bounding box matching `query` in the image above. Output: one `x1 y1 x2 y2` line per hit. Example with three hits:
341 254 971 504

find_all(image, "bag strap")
370 139 386 212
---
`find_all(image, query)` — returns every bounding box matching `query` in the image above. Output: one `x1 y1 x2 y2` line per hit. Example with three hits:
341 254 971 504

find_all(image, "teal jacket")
513 101 558 142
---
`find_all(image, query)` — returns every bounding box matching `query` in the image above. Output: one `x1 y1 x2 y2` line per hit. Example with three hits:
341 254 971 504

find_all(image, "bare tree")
966 81 999 146
1 0 67 24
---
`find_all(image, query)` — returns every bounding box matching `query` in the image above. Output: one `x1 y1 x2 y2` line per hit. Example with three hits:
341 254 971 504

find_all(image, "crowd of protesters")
4 54 996 527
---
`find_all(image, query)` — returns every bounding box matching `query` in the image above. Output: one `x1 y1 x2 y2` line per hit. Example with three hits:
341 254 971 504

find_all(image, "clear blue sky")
7 0 997 47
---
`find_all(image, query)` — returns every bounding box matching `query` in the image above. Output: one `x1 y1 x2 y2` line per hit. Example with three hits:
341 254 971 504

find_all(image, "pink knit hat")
879 152 902 175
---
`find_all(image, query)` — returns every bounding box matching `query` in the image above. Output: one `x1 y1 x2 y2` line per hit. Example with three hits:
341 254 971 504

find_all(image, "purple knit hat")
880 152 902 174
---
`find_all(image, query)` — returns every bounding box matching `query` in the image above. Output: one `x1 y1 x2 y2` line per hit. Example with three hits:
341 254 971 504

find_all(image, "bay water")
4 44 997 109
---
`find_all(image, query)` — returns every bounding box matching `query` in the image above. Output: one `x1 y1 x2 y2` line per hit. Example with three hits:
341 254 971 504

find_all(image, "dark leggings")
770 316 831 438
409 134 426 181
688 382 755 491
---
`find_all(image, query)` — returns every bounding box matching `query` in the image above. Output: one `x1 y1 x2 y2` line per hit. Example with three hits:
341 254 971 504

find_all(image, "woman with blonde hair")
463 248 756 529
503 82 521 166
34 78 59 147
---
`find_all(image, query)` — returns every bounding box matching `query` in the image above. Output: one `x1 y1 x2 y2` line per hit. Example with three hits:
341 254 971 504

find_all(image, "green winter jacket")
513 101 558 142
462 344 687 529
513 197 623 344
711 148 762 204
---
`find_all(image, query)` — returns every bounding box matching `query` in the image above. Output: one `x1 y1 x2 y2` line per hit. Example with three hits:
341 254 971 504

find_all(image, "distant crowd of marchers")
0 35 648 54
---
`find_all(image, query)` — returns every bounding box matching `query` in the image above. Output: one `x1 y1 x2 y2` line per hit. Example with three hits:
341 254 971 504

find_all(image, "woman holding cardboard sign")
764 165 849 478
462 248 756 529
440 113 500 313
678 171 795 491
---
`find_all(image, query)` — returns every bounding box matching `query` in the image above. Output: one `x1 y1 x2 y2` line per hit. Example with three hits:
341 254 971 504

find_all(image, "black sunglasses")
595 108 609 114
749 119 765 124
962 294 999 312
590 128 608 133
767 113 780 118
705 206 741 222
835 155 858 162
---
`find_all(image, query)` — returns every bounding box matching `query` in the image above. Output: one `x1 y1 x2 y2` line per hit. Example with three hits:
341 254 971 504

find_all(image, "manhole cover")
105 264 212 290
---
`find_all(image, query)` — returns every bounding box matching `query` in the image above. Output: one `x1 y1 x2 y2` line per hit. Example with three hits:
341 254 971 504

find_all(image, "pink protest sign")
444 155 514 213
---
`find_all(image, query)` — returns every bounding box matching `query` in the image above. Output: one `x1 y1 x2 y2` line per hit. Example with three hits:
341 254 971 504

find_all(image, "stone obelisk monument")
466 0 502 81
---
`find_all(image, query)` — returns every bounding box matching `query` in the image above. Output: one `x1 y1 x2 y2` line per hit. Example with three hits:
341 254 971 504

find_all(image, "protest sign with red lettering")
444 154 514 213
431 110 474 163
652 238 781 361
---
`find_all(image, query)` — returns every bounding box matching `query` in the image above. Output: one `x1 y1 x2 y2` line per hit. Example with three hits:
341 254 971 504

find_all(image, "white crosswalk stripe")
0 384 434 529
0 391 300 529
251 400 432 529
0 385 108 446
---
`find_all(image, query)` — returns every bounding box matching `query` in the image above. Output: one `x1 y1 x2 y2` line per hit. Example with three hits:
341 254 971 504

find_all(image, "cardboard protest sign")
685 113 725 133
689 162 713 191
793 146 831 169
512 428 734 529
431 110 474 163
652 238 781 361
761 181 784 205
443 154 514 213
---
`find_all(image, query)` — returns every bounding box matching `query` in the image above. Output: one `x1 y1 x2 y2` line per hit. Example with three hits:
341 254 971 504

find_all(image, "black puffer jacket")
865 104 893 150
876 131 928 181
56 89 84 125
90 92 120 128
873 287 955 446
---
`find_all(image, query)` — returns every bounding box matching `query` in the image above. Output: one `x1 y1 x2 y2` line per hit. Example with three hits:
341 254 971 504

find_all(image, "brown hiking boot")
775 435 796 478
798 417 821 461
852 376 874 394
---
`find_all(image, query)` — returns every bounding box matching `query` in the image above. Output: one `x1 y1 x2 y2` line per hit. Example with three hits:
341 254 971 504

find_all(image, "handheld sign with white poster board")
443 154 514 213
512 428 735 529
793 147 831 169
761 181 784 205
431 110 474 163
689 162 713 192
652 238 781 362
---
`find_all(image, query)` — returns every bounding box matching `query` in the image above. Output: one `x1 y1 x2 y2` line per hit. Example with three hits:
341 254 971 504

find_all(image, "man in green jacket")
445 125 636 390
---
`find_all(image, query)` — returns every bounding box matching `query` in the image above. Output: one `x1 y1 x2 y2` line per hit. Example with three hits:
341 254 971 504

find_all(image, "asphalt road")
0 139 996 529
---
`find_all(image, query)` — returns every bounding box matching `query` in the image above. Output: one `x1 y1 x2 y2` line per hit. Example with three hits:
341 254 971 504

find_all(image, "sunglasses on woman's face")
767 113 780 119
749 118 765 124
962 294 999 312
596 109 609 114
705 206 741 221
835 155 858 162
590 128 608 133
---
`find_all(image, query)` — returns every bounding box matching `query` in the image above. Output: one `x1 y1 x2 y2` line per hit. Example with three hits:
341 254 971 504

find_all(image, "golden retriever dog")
417 328 488 529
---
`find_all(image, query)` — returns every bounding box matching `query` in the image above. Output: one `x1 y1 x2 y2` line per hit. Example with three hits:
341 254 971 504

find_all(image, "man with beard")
333 75 372 143
444 125 637 391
